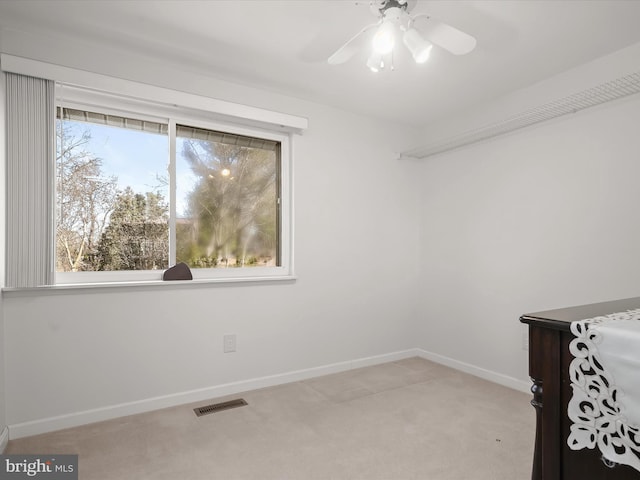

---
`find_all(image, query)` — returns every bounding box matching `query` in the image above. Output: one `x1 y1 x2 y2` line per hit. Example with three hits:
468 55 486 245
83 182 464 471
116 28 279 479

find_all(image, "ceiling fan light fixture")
372 20 396 55
327 0 476 71
367 52 383 72
403 28 433 64
413 42 433 64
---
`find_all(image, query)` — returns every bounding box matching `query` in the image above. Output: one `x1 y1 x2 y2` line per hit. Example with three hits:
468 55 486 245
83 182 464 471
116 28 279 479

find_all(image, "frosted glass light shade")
403 28 433 63
367 52 383 72
372 21 395 55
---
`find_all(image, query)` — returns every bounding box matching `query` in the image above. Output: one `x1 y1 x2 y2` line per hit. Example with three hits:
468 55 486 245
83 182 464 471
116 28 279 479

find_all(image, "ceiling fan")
328 0 476 72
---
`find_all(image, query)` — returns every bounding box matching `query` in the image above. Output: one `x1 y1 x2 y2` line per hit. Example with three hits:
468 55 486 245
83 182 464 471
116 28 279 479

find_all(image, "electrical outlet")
223 334 236 353
522 326 529 351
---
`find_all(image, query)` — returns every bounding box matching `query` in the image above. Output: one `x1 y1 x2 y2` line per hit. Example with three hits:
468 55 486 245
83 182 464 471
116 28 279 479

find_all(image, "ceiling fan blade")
328 23 378 65
413 15 476 55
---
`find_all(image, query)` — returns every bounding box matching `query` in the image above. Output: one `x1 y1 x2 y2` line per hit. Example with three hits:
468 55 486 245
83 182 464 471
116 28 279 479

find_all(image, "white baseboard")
8 347 530 439
0 426 8 453
8 348 420 439
416 348 531 394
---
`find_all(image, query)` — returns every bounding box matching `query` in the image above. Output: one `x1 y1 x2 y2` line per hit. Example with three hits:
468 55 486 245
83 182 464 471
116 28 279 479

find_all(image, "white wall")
0 28 422 436
416 93 640 383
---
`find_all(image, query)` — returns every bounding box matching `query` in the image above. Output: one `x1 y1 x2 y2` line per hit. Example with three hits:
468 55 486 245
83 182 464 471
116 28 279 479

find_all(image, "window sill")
2 275 297 297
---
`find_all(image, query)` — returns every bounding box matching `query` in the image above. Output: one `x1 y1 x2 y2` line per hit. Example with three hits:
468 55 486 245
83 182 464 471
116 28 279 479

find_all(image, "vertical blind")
5 73 55 287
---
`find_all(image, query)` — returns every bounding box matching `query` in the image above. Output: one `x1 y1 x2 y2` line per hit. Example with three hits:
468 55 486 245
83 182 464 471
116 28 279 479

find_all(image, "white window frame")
53 86 294 286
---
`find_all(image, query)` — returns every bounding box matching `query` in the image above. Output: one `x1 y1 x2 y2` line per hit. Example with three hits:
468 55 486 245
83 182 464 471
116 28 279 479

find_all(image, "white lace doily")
568 308 640 471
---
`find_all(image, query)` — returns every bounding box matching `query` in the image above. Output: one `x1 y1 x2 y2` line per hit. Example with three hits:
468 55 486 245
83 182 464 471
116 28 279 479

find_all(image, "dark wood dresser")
520 297 640 480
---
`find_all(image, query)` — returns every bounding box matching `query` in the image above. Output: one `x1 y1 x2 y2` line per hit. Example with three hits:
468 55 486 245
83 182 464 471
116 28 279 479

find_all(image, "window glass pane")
56 108 169 272
176 125 280 269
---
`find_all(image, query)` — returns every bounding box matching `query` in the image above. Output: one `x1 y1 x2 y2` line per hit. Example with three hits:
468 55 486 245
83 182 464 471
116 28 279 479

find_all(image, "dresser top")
520 296 640 330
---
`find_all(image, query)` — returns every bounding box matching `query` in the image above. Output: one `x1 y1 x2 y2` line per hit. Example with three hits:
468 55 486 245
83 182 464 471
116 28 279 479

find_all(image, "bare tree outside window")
56 122 118 272
55 109 169 272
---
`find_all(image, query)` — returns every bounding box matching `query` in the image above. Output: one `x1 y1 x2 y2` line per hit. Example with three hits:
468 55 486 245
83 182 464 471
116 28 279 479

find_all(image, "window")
53 95 291 285
3 61 304 289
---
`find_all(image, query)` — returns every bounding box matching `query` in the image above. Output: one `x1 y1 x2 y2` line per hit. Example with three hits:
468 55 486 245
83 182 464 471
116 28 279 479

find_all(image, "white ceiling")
1 0 640 128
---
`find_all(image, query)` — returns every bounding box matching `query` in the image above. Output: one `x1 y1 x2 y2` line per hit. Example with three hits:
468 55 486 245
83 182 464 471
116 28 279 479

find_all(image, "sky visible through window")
74 122 196 218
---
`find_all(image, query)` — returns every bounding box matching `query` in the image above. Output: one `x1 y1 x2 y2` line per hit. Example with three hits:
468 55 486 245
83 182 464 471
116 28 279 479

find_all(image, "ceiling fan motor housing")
371 0 417 17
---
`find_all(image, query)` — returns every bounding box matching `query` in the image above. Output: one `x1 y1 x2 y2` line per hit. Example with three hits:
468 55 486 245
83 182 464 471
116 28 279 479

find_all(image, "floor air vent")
194 398 248 417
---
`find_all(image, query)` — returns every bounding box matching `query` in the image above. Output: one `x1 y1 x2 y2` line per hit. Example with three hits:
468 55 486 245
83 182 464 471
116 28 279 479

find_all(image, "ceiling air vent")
194 398 248 417
402 72 640 159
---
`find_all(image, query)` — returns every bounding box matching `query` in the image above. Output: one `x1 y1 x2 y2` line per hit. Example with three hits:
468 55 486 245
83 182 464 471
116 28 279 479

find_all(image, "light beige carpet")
6 358 535 479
